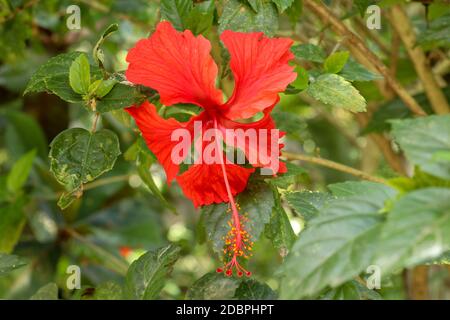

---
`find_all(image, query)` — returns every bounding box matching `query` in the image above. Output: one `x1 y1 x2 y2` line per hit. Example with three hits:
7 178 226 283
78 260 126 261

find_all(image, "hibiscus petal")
219 101 286 175
220 30 296 120
126 21 223 108
176 163 255 208
126 101 194 184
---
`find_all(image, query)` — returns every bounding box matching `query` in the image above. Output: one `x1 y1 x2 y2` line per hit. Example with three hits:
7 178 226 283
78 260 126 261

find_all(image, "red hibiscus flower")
125 21 296 276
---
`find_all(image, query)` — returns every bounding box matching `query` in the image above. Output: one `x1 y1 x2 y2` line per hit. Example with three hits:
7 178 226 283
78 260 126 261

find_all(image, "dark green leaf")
307 74 366 112
92 281 123 300
285 191 333 221
272 0 294 12
321 280 382 300
339 59 382 82
160 0 193 31
219 0 278 36
185 0 215 34
186 272 240 299
49 128 121 192
0 196 27 253
125 245 181 300
417 12 450 49
0 253 27 275
375 188 450 273
266 162 306 188
391 115 450 180
280 182 395 299
95 84 145 113
234 279 277 299
202 180 274 256
291 66 309 90
291 43 326 63
93 24 119 66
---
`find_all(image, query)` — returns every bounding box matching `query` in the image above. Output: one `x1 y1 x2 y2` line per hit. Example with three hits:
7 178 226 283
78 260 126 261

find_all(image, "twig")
303 0 427 116
388 5 450 114
91 112 100 132
282 151 388 184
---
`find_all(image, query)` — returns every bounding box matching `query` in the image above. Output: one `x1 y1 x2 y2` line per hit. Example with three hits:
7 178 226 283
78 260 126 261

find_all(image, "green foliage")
391 115 450 180
219 0 278 36
291 43 326 63
234 279 277 299
69 53 91 95
285 191 333 221
0 254 27 275
6 149 35 195
125 245 181 299
30 283 58 300
324 51 350 74
321 280 382 300
417 12 450 49
307 74 367 112
161 0 215 34
339 59 382 82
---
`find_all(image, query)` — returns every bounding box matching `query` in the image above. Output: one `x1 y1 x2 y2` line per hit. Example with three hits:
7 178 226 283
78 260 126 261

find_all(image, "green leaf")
321 280 382 300
286 0 303 24
391 115 450 180
125 245 181 300
89 79 117 99
93 24 119 67
185 0 215 34
285 191 333 221
339 59 382 82
7 149 36 194
92 281 123 300
272 0 294 12
30 283 58 300
49 128 121 192
291 43 326 63
291 66 309 90
323 51 350 74
307 73 367 112
0 253 27 275
2 110 48 160
219 0 278 36
0 196 27 253
280 182 395 299
24 52 100 103
328 180 395 198
417 12 450 49
69 53 91 95
186 272 240 299
234 279 277 299
265 188 296 257
202 180 274 256
160 0 193 31
353 0 374 17
95 84 145 113
375 188 450 273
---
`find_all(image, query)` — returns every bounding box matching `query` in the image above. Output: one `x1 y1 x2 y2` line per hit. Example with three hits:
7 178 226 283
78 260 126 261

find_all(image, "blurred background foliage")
0 0 449 300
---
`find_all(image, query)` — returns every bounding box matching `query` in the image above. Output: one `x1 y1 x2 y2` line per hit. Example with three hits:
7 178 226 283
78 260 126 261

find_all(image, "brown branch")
282 151 388 184
303 0 427 116
388 5 450 115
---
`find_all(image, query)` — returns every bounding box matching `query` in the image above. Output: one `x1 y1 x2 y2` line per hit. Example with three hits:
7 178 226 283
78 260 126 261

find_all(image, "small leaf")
49 128 121 192
390 115 450 180
6 149 36 194
185 0 215 34
69 53 91 95
291 43 326 63
285 191 333 221
0 253 27 275
93 24 119 66
265 188 296 257
91 79 117 98
125 245 181 300
0 196 27 253
307 73 366 112
30 283 58 300
339 59 382 82
186 272 240 300
95 84 145 113
323 51 349 74
234 279 277 299
291 66 309 90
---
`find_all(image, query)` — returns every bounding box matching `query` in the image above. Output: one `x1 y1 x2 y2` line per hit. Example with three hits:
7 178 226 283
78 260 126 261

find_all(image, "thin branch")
303 0 427 116
282 151 388 184
388 5 450 114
